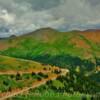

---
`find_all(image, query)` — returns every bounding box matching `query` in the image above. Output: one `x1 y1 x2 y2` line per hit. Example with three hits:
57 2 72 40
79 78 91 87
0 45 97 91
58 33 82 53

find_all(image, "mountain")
0 28 100 57
0 28 100 73
0 28 100 98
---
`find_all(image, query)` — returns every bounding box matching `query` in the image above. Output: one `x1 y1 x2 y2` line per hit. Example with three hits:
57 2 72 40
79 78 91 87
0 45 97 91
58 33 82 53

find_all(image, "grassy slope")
0 55 51 71
0 30 99 67
0 28 100 59
0 55 52 93
0 28 100 73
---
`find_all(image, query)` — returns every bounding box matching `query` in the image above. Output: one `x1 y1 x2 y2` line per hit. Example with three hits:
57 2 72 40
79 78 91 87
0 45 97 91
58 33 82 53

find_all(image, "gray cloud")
0 0 100 37
25 0 61 11
85 0 100 6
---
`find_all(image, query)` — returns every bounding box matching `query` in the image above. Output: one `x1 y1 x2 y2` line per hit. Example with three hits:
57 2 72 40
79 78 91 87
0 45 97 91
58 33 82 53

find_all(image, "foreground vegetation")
11 92 91 100
10 72 100 100
0 72 49 93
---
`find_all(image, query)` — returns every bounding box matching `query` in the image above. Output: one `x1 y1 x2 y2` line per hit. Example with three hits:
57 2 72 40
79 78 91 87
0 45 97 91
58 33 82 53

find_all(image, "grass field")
10 89 91 100
0 55 51 71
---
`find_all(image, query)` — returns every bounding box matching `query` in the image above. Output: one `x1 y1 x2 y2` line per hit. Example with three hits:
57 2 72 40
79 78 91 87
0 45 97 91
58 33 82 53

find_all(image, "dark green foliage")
81 96 87 100
54 69 61 74
46 80 52 85
43 74 48 79
89 72 100 83
16 72 22 80
3 80 9 86
90 94 100 100
37 77 42 81
46 72 100 95
31 72 36 76
32 54 95 72
38 72 44 76
96 58 100 66
10 75 14 79
8 86 12 92
38 72 48 79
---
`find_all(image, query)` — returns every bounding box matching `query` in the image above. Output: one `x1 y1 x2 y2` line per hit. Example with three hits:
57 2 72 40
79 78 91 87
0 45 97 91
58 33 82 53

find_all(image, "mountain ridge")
0 27 100 83
0 27 100 39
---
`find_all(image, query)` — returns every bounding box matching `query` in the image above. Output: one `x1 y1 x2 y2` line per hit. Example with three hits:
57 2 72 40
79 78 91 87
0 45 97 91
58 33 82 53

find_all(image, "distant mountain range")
0 28 100 58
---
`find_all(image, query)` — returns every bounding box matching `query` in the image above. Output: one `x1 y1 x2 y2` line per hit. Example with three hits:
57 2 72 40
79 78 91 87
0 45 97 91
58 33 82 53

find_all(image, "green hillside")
0 28 100 81
0 28 100 58
0 28 100 73
0 28 100 99
0 55 52 71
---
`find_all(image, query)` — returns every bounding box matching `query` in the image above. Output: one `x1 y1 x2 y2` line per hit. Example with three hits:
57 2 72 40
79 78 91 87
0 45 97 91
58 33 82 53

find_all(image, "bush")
16 72 22 80
10 75 14 79
3 80 9 86
37 77 42 81
38 72 43 76
31 72 36 76
81 96 87 100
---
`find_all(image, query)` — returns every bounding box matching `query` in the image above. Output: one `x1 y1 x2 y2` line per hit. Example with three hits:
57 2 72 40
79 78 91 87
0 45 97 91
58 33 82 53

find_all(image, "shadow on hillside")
32 54 95 72
0 49 96 72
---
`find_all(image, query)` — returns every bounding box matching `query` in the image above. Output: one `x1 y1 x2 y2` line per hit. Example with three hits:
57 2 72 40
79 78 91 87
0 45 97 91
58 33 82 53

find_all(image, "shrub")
16 72 22 80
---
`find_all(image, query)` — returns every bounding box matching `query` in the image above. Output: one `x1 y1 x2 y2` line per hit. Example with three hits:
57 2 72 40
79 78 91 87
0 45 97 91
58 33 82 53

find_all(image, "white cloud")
0 9 15 24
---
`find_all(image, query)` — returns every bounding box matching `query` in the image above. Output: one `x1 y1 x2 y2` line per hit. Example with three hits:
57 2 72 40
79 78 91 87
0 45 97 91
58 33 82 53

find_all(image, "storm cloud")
0 0 100 37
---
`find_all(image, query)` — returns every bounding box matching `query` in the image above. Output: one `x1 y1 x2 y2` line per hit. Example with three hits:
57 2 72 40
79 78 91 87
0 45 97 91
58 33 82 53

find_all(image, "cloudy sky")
0 0 100 37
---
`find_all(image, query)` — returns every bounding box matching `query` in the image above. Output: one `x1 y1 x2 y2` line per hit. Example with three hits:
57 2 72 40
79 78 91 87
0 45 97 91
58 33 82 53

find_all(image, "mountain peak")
34 27 58 33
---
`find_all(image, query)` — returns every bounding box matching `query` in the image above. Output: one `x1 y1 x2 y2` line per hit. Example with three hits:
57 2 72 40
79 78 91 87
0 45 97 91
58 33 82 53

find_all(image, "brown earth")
80 30 100 43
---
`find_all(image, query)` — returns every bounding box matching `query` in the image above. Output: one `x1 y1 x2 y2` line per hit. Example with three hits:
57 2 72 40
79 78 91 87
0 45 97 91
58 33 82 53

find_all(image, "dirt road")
0 69 69 100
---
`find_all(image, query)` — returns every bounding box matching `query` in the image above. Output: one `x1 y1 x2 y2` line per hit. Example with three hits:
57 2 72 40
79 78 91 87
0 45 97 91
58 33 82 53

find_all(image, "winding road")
0 69 69 100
